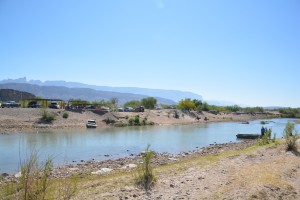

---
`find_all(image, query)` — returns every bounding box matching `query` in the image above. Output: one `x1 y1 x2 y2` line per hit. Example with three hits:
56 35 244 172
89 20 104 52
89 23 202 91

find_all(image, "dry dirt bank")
0 108 279 133
72 140 300 200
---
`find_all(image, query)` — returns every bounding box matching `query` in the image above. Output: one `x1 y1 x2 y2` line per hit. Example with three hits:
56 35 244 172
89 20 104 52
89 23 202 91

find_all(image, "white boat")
86 119 97 128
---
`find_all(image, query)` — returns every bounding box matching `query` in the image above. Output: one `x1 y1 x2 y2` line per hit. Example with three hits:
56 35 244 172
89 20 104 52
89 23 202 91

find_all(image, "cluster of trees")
177 98 265 113
64 97 300 119
124 97 157 109
68 97 158 110
279 108 300 118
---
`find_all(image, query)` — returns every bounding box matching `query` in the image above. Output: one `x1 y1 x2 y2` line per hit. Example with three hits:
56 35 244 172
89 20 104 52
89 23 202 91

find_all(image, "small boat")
86 119 97 128
236 134 260 139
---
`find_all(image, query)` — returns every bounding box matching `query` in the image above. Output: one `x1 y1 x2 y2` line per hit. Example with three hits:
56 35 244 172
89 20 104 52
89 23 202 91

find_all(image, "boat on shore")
236 134 260 139
86 119 97 128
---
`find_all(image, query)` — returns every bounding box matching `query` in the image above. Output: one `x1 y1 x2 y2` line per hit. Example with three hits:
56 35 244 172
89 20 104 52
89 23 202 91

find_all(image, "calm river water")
0 118 298 174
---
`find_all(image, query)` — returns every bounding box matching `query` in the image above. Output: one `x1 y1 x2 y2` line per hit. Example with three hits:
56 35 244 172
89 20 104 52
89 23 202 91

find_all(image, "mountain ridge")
0 83 176 105
0 77 203 102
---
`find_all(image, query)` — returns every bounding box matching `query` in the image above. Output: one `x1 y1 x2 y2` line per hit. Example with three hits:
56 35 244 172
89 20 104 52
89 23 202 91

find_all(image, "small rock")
121 164 137 169
91 168 113 175
69 167 79 171
14 172 22 178
1 173 9 177
170 184 175 188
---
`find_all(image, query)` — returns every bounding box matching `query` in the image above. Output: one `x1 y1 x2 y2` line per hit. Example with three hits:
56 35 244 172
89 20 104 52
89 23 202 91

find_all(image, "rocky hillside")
0 89 35 102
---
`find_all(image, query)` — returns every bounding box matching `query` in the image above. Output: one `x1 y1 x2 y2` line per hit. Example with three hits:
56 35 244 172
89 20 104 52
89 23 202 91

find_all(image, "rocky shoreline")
1 140 256 183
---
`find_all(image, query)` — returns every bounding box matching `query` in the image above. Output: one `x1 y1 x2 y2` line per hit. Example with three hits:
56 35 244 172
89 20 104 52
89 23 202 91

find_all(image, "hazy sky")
0 0 299 107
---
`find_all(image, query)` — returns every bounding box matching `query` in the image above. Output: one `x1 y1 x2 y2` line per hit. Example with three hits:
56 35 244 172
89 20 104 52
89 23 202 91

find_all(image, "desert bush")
128 118 134 126
279 108 300 118
103 117 115 124
114 121 128 127
134 145 156 191
284 122 298 151
1 153 78 200
258 128 272 146
19 152 53 200
57 174 77 200
41 110 56 123
128 115 141 126
142 117 148 125
173 111 179 119
63 112 69 119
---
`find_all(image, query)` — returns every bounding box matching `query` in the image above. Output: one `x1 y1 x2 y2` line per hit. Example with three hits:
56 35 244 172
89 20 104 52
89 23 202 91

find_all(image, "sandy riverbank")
0 108 280 133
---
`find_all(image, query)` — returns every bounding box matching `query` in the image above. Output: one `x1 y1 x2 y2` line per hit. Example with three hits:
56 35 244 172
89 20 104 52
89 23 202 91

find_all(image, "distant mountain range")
0 77 203 104
0 83 177 105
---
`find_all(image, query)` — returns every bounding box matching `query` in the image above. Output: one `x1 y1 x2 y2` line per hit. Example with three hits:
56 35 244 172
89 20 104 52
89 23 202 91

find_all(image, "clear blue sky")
0 0 299 107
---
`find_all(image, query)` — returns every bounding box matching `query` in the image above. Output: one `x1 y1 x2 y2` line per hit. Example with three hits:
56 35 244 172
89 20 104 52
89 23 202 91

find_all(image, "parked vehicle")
1 101 20 108
134 106 145 112
117 107 124 112
49 102 60 109
86 119 97 128
124 107 134 112
27 101 41 108
85 105 96 109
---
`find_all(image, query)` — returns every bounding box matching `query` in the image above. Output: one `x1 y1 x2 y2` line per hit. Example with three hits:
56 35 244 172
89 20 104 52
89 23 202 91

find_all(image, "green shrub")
114 121 128 127
284 122 298 151
128 115 141 126
173 111 179 119
142 117 147 125
63 112 69 119
20 151 53 200
128 118 134 126
258 128 272 146
41 110 56 123
134 145 156 191
1 152 77 200
134 115 140 125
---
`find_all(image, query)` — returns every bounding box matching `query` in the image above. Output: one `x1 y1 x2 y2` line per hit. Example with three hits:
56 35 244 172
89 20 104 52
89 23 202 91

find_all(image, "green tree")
226 105 241 112
124 100 141 108
193 99 203 110
110 98 118 111
141 97 157 109
201 102 209 111
178 98 195 111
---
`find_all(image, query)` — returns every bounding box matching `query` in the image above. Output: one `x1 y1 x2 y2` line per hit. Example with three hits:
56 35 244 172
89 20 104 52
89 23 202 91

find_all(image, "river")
0 118 298 174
